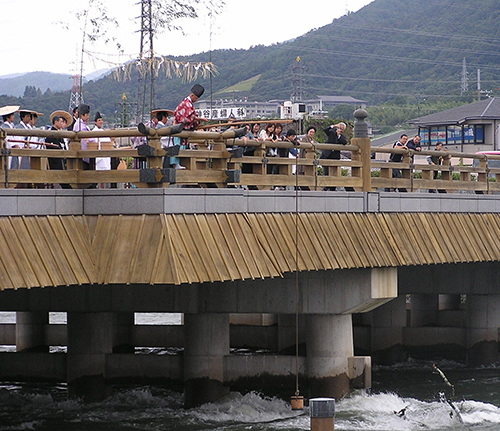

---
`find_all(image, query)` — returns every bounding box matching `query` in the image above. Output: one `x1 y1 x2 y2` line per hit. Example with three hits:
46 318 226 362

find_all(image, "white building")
194 95 367 120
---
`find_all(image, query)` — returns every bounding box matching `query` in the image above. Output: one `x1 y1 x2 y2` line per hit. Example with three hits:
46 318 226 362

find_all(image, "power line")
301 33 500 59
280 44 500 72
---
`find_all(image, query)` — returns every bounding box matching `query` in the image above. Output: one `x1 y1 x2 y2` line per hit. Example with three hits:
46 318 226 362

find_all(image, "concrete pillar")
113 312 134 353
278 314 305 353
439 294 461 310
67 312 114 401
368 295 407 364
467 295 500 366
16 311 48 352
410 294 438 327
306 314 353 400
184 313 230 407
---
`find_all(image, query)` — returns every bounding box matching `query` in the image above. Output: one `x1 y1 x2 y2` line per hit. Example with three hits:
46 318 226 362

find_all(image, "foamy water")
1 385 500 431
1 312 500 430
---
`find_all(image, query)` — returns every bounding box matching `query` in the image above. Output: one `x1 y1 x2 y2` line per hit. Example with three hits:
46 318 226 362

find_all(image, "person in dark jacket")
320 122 347 189
46 110 73 189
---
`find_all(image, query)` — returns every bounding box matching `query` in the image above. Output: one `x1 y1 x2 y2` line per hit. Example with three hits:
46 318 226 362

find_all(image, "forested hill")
3 0 500 122
82 0 500 114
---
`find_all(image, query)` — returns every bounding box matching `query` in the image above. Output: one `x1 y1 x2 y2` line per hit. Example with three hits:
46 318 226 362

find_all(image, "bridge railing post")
352 109 372 192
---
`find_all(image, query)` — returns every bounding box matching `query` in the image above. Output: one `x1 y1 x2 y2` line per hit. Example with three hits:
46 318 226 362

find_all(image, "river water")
1 313 500 430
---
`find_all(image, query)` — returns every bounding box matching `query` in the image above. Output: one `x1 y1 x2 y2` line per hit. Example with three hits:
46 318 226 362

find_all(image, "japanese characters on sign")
196 107 247 120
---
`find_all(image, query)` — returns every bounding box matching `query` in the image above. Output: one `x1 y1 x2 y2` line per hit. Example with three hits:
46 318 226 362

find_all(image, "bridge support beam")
306 314 353 399
467 295 500 366
67 312 114 401
184 313 230 407
16 311 48 352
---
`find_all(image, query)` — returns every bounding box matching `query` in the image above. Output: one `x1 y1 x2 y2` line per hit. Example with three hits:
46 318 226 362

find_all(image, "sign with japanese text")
196 107 247 120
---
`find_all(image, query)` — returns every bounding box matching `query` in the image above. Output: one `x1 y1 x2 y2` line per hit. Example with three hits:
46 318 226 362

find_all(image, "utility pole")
477 68 481 102
460 57 468 96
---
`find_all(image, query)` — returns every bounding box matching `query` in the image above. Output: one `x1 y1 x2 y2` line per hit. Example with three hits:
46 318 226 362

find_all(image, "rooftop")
408 98 500 127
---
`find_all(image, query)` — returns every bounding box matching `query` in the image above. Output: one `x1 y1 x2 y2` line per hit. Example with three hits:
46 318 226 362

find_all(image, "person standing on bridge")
174 84 208 148
46 111 72 189
389 134 408 179
0 105 19 169
73 104 94 171
320 122 347 190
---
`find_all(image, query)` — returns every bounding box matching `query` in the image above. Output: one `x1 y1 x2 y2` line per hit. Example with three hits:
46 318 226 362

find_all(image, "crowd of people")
0 82 447 191
388 133 447 192
0 103 118 188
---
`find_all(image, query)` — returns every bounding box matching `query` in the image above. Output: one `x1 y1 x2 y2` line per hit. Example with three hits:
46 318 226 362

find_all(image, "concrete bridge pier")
184 313 230 408
67 312 114 401
367 295 407 364
16 311 49 352
113 312 135 353
306 314 353 399
278 314 305 353
466 295 500 366
410 294 438 327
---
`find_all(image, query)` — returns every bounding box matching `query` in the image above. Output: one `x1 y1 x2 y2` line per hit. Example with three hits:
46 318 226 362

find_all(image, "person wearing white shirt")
0 105 19 169
93 111 112 171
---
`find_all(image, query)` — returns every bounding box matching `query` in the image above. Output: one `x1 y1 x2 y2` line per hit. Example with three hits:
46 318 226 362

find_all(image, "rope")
294 145 300 396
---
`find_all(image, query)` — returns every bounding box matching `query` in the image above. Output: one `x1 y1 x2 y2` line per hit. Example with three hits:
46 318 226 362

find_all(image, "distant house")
408 98 500 151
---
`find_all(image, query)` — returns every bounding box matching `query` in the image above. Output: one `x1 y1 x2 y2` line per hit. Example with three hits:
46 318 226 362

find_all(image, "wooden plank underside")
1 212 500 289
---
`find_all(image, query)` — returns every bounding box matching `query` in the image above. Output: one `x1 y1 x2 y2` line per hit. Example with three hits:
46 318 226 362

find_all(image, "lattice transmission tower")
290 57 308 103
69 74 85 113
69 48 84 113
136 0 156 123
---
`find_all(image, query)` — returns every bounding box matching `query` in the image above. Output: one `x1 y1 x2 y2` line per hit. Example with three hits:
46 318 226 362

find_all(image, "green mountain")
2 0 500 124
0 72 72 98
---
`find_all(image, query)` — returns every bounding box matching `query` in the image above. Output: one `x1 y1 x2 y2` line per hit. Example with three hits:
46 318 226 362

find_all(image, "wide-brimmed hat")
50 110 72 125
0 105 20 116
19 109 41 120
151 108 174 117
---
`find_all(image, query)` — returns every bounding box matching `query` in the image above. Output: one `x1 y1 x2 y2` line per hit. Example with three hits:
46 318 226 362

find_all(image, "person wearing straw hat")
0 105 19 169
45 110 72 189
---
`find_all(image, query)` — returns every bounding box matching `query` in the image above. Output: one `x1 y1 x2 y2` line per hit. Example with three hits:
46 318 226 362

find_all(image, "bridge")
1 112 500 406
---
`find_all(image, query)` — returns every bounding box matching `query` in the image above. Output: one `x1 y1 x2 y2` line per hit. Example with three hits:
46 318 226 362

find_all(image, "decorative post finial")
353 109 368 138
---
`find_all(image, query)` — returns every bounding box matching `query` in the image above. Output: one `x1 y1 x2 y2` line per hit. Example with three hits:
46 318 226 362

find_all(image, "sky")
0 0 374 77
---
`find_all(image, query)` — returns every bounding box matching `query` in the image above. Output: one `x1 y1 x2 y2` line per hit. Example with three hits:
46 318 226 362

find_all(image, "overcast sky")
0 0 374 77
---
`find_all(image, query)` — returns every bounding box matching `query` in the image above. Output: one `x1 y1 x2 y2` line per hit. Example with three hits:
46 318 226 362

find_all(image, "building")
305 95 368 113
194 95 367 121
408 98 500 151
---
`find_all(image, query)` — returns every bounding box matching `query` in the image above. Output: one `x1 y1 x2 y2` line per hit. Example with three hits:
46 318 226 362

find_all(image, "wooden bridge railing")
0 116 498 193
